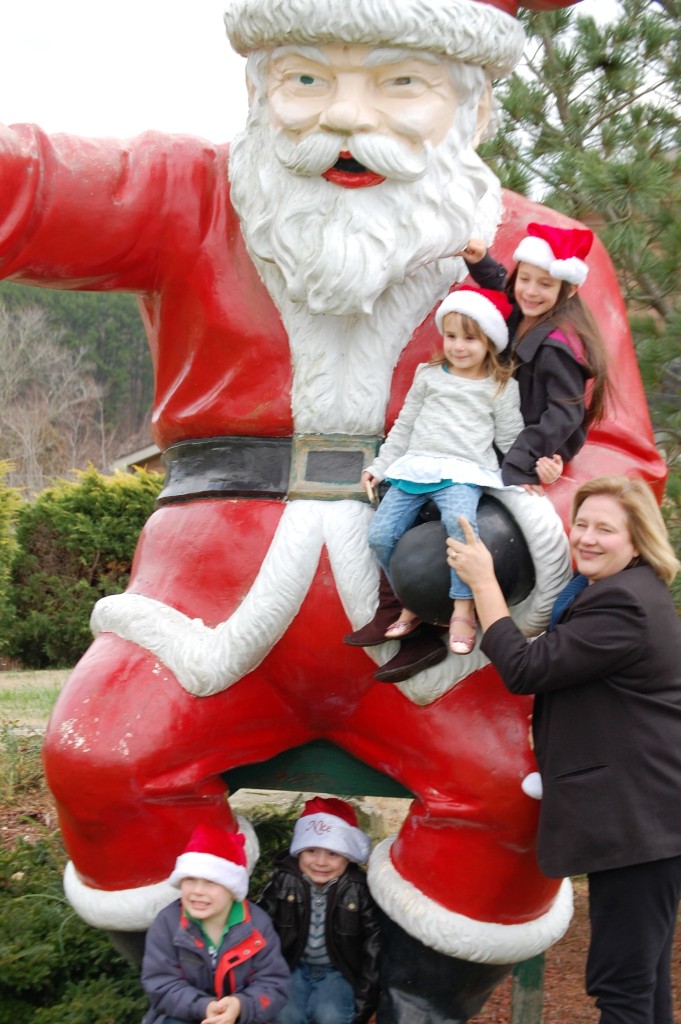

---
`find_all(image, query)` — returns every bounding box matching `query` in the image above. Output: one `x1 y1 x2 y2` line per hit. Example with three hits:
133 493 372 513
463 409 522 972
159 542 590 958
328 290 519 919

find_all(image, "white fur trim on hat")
435 291 509 352
224 0 526 77
513 237 588 286
169 851 249 901
367 837 573 964
290 811 371 863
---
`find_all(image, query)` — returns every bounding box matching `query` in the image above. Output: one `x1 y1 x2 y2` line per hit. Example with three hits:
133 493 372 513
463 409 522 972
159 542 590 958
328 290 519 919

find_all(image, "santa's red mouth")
322 151 385 189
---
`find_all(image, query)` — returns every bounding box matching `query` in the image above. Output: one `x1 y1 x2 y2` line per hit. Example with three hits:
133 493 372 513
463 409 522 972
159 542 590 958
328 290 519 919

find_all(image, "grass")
0 670 68 804
0 669 68 728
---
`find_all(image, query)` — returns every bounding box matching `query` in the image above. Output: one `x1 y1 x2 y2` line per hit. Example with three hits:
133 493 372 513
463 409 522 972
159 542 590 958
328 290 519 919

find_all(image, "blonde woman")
448 475 681 1024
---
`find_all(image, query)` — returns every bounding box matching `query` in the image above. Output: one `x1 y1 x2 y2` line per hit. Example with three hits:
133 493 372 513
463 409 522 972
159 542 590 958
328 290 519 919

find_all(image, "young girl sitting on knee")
362 286 525 655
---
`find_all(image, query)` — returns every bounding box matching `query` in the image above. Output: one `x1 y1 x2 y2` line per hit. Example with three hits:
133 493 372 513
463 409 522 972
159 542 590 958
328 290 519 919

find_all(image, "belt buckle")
288 434 381 502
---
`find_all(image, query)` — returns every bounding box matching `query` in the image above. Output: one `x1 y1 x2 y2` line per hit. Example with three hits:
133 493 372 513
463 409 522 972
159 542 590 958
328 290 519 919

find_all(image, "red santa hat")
513 222 594 287
290 797 371 864
169 824 249 901
435 285 512 352
224 0 582 78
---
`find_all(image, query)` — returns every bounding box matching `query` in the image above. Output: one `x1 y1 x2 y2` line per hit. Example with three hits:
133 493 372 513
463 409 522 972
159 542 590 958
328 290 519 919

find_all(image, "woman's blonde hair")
571 475 680 585
431 311 514 388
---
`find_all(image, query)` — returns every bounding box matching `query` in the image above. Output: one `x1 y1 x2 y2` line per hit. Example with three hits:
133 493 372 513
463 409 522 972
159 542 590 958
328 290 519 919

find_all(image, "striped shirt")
302 876 339 966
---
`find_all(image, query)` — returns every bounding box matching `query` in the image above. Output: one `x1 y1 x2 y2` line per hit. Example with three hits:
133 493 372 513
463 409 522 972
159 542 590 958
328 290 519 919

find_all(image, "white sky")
0 0 621 141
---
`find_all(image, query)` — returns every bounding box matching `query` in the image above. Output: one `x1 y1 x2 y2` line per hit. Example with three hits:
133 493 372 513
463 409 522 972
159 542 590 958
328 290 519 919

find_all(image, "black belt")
157 434 382 506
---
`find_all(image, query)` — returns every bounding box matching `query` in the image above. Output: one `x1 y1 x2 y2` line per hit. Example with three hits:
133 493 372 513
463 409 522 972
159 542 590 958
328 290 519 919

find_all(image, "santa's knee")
44 634 240 910
368 837 572 981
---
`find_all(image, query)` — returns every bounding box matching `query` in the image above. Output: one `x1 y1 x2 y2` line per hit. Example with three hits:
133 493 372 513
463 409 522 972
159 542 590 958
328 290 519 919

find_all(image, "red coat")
0 124 664 961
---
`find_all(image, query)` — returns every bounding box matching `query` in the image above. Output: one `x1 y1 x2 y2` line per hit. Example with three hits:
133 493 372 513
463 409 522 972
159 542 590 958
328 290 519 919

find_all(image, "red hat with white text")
225 0 582 78
290 797 371 863
169 824 249 901
435 285 512 353
513 223 594 287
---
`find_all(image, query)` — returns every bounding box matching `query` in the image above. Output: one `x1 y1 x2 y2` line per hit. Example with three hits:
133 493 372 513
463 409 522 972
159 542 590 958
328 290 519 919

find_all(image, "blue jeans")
367 483 481 600
278 963 355 1024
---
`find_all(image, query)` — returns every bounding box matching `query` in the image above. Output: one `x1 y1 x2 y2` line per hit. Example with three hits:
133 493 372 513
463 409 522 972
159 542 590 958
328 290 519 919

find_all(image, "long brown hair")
506 268 611 427
431 311 514 390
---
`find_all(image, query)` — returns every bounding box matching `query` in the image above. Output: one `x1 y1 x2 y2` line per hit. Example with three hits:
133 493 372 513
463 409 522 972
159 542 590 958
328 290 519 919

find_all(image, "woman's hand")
448 518 510 632
455 238 487 264
447 517 495 586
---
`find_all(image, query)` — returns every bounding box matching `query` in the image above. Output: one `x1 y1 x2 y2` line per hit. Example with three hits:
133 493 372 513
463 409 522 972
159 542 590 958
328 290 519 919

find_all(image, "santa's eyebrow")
363 48 441 68
270 45 331 65
268 45 442 69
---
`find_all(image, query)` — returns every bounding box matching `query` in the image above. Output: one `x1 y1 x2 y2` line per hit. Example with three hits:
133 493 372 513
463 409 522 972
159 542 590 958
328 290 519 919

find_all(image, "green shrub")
6 467 163 668
0 833 147 1024
0 461 21 660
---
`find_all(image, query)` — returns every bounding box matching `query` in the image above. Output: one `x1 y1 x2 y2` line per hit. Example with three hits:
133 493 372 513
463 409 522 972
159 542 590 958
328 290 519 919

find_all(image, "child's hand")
456 238 487 263
202 995 241 1024
361 469 379 506
535 454 563 486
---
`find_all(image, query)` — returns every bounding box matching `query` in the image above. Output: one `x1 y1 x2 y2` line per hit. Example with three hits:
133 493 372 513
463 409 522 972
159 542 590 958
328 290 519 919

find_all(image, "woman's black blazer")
481 564 681 877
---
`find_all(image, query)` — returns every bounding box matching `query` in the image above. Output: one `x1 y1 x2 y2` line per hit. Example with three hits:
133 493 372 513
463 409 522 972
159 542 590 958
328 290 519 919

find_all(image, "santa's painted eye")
280 69 327 90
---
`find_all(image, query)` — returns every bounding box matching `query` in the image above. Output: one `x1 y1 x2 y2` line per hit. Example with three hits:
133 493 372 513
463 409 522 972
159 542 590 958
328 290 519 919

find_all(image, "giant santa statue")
0 0 665 1020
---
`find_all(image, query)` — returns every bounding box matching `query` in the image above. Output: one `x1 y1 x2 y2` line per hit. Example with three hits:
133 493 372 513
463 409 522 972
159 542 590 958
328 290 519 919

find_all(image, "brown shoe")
374 627 447 683
343 571 404 646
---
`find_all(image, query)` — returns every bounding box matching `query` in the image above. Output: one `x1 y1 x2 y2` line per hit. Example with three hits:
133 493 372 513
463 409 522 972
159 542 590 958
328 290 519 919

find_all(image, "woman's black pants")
586 854 681 1024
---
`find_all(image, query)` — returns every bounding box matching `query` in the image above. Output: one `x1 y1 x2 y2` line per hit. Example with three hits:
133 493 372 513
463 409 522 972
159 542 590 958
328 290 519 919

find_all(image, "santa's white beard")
229 100 501 317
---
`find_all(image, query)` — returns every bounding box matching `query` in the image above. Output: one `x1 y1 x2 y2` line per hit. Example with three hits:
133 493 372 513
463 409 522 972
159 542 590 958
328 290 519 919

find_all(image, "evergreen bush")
0 832 147 1024
0 462 21 661
5 467 163 668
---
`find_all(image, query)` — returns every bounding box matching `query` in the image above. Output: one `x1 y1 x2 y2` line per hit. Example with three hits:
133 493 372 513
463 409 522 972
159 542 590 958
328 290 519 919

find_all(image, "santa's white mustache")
273 131 429 182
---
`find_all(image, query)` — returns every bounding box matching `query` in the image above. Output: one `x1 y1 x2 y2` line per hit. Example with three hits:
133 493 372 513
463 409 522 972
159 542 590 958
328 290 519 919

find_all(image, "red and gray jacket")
141 898 290 1024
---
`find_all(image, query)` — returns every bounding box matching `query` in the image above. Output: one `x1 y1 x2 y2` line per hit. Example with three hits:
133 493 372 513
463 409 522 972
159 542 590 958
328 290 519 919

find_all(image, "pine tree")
481 0 681 459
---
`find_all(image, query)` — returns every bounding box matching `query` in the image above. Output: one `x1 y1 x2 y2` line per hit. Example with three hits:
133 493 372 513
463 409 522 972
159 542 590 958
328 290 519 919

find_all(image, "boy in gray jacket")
141 825 290 1024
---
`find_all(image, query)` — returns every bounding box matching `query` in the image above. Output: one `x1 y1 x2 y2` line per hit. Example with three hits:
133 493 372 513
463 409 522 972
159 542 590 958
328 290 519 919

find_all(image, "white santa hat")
290 796 371 864
513 222 594 287
169 824 250 902
225 1 585 79
435 285 512 353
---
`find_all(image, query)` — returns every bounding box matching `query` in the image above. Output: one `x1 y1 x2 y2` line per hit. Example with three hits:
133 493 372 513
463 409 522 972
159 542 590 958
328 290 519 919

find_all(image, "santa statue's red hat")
225 0 583 78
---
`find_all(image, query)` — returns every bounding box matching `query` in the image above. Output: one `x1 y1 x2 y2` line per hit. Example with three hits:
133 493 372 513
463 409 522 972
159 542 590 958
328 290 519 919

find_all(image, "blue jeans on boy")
367 482 482 600
278 963 355 1024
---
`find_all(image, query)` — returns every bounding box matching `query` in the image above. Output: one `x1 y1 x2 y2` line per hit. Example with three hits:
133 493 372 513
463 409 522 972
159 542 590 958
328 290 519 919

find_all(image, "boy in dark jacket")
141 825 290 1024
258 797 381 1024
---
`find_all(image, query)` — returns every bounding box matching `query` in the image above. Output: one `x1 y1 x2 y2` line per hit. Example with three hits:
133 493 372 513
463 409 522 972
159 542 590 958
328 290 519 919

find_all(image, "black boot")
374 624 447 683
377 914 513 1023
343 570 406 647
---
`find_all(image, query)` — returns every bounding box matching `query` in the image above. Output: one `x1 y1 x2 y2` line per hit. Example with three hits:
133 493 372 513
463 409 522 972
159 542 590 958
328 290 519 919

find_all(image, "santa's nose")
319 89 380 133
